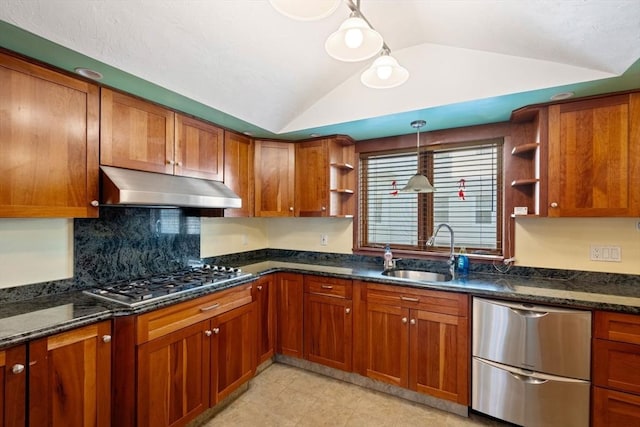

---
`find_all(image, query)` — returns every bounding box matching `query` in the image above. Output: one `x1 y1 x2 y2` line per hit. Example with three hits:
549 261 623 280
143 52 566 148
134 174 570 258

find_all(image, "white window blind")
359 139 503 255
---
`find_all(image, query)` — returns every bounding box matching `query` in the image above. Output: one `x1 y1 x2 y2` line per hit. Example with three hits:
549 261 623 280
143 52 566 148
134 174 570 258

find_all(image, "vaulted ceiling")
1 0 639 140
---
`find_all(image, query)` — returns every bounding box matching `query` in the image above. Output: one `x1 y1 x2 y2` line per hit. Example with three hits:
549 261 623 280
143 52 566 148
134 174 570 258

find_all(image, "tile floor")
206 363 508 426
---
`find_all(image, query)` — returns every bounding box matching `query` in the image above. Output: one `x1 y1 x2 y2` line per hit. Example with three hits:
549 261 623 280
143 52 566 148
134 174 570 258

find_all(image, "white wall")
0 219 73 288
200 217 268 257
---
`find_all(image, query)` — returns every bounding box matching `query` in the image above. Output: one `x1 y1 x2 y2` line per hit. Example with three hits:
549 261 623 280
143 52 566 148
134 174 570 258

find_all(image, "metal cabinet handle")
410 318 416 325
321 285 333 289
400 296 419 302
550 202 558 208
401 317 408 324
289 207 294 212
257 285 263 291
12 364 25 374
90 200 99 207
167 160 175 165
345 308 351 314
205 330 213 337
321 206 326 211
200 303 220 312
102 335 112 343
212 327 220 334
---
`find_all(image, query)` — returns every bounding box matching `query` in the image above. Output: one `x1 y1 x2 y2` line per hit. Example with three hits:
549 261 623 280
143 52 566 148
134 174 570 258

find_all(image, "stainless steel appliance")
472 297 591 427
83 265 251 307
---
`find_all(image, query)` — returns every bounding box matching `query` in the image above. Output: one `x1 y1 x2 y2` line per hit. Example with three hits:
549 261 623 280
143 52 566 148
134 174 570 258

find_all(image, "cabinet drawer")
366 283 467 316
594 338 640 395
136 284 253 344
595 311 640 344
304 276 352 299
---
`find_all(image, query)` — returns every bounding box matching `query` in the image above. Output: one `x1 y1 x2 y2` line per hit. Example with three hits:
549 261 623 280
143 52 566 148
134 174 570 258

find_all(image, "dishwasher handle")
509 307 548 318
510 372 548 385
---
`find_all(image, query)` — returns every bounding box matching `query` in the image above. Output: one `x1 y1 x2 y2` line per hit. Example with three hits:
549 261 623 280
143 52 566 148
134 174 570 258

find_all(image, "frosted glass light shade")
325 16 383 62
269 0 341 21
361 54 409 88
400 174 436 193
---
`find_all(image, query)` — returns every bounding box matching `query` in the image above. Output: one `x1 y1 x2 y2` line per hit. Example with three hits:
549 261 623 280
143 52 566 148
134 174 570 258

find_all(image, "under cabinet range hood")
100 166 242 209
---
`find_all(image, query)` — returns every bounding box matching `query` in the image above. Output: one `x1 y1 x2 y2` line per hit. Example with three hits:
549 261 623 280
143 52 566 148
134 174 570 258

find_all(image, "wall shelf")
511 143 539 155
511 178 539 187
330 189 354 194
330 162 354 170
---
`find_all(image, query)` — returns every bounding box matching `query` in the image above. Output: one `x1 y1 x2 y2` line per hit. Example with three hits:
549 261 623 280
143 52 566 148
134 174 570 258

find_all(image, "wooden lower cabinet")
303 276 353 371
137 321 210 427
29 321 112 427
255 275 276 365
593 310 640 426
0 345 27 427
276 273 304 358
211 302 256 404
360 283 469 405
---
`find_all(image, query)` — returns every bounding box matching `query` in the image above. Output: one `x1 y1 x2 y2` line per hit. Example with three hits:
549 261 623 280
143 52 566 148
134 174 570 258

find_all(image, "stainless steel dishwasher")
472 297 592 427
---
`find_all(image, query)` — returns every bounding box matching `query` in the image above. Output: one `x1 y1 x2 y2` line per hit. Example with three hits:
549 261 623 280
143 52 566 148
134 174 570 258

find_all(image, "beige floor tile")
205 364 506 427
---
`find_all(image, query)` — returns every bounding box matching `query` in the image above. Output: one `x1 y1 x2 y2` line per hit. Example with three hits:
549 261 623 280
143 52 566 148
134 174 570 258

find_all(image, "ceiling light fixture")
325 11 383 62
550 91 575 101
74 67 103 80
361 49 409 89
400 120 436 193
269 0 341 21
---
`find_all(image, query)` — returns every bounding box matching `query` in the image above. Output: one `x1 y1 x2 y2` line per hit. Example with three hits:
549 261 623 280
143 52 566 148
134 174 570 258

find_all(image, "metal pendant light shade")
400 120 436 193
269 0 341 21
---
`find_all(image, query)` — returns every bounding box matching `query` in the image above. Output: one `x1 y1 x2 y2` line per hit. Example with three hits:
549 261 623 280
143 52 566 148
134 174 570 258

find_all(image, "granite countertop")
1 259 639 350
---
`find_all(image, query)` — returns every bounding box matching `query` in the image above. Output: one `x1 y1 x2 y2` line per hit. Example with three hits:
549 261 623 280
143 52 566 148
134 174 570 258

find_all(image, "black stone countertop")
1 259 639 350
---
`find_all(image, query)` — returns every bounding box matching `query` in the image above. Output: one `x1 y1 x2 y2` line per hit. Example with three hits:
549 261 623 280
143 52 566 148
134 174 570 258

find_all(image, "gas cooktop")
83 265 252 307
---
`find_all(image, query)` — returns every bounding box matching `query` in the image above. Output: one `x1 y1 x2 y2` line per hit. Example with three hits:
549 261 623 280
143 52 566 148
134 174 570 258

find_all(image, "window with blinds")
359 139 503 255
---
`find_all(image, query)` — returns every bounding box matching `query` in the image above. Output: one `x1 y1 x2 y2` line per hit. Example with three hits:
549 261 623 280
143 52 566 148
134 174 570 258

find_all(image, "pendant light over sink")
400 120 436 193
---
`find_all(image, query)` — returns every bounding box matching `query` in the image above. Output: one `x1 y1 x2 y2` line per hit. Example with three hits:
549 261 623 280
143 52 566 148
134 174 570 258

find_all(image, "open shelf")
511 178 539 187
330 162 354 170
330 188 354 194
511 143 539 155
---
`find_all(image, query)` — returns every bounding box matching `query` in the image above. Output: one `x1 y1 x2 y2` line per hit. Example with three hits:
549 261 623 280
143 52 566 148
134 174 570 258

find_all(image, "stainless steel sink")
381 270 450 282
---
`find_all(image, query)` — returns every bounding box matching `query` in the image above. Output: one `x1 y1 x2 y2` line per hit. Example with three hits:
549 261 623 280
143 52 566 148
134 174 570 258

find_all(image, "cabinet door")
548 94 640 216
29 321 111 427
210 302 256 405
295 139 328 217
594 338 640 395
0 52 99 218
276 273 304 358
137 321 210 427
255 275 276 365
0 345 26 427
364 302 409 388
175 114 224 180
224 131 254 217
410 310 469 405
254 140 295 217
303 293 352 371
100 88 175 175
593 386 640 427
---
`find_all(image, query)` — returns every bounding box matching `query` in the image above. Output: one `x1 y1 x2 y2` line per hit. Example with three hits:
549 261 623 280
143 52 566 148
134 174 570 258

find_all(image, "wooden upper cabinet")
0 52 99 218
0 345 27 427
295 137 356 217
254 140 295 217
175 114 224 180
100 88 175 174
296 139 329 217
29 321 112 427
547 93 640 217
224 131 254 217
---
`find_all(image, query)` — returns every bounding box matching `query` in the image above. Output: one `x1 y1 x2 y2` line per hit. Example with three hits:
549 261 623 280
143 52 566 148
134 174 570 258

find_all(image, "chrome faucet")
426 223 456 280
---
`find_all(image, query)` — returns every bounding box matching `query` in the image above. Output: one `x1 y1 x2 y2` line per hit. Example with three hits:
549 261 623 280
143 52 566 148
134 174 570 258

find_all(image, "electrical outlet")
320 234 328 246
590 245 621 262
242 234 248 246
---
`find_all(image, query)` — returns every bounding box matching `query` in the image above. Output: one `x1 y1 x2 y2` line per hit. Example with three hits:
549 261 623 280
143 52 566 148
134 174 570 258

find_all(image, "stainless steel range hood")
100 166 242 209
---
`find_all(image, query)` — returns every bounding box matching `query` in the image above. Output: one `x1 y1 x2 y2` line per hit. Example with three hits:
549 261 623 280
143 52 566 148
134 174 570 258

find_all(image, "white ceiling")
1 0 640 137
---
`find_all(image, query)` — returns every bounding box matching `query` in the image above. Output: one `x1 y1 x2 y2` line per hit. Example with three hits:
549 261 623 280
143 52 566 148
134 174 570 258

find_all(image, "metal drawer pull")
401 296 419 302
12 364 25 374
102 335 112 343
321 285 333 289
401 317 408 324
213 327 220 334
200 303 221 312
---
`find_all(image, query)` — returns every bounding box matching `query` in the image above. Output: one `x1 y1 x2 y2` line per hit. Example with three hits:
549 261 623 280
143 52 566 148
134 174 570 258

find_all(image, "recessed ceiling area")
1 0 639 140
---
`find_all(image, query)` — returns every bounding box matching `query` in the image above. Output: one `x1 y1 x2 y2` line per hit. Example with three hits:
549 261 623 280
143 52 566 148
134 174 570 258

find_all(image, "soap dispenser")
457 247 469 278
383 245 394 270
